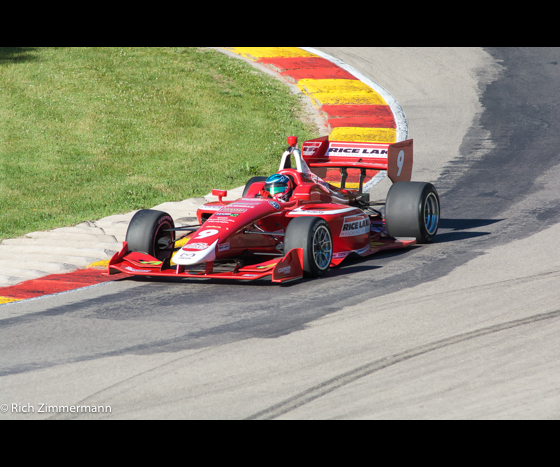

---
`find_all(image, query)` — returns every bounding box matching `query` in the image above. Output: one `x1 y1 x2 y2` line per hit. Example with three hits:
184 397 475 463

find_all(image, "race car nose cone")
174 239 218 265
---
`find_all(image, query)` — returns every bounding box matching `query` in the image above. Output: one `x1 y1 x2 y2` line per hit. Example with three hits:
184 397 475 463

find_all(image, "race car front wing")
107 243 305 283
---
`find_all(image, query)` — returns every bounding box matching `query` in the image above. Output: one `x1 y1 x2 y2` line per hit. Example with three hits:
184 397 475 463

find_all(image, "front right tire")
284 216 333 277
125 209 175 261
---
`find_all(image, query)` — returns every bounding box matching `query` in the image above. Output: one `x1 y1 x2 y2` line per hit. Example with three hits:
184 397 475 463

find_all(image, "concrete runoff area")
0 188 244 288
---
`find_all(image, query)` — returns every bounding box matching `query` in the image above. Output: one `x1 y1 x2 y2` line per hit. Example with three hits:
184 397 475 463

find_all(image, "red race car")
108 135 439 283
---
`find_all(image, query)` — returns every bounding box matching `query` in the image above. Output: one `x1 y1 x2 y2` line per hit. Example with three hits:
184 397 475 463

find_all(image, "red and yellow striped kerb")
0 269 124 305
223 47 397 144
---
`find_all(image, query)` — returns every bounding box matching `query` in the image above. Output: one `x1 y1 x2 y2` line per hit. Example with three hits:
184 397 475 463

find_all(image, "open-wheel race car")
108 135 440 283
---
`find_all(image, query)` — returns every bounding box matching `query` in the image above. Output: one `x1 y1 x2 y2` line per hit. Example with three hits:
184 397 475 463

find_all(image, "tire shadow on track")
328 250 409 276
433 218 503 244
438 218 503 230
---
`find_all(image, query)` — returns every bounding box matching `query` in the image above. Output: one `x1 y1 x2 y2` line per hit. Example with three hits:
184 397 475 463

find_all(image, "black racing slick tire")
242 176 267 198
125 209 175 261
385 181 440 243
284 216 333 277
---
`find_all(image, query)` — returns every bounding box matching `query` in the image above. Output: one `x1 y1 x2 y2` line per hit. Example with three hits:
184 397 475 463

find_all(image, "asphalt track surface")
2 48 560 419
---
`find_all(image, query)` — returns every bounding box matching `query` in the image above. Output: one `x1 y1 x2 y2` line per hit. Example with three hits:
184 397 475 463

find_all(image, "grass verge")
0 47 317 240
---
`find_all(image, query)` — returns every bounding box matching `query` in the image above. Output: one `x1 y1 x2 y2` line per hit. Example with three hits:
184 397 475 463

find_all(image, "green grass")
0 47 317 240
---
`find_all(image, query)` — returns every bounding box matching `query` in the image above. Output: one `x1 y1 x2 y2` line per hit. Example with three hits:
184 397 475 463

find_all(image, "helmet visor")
267 183 288 195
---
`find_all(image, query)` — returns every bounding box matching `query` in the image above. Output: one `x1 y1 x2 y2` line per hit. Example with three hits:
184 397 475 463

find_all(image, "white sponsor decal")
327 142 389 158
185 242 209 250
236 199 266 204
229 204 259 209
277 266 291 274
125 266 151 273
242 274 258 277
221 207 247 213
340 215 370 237
268 200 280 210
200 204 222 211
218 242 230 252
205 219 235 223
174 239 218 266
178 252 196 260
291 207 357 216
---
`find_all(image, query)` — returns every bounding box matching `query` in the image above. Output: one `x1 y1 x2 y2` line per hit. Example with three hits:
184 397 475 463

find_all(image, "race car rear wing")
301 136 413 184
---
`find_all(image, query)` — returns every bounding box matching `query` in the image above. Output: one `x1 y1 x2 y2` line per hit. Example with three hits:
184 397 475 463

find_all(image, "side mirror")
212 189 227 204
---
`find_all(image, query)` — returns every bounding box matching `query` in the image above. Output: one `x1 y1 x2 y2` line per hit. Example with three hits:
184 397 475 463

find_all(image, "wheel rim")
312 225 332 270
153 222 174 260
424 192 440 236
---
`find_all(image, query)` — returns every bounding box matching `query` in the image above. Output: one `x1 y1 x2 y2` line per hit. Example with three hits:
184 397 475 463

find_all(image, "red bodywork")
108 137 416 283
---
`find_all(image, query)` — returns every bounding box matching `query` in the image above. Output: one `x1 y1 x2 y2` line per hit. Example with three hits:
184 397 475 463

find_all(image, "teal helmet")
264 174 294 201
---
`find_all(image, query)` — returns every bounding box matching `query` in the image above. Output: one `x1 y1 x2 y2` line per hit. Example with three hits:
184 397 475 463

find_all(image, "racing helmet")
263 173 294 201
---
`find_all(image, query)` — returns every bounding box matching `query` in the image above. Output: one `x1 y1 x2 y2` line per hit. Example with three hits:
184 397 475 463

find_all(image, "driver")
261 173 294 202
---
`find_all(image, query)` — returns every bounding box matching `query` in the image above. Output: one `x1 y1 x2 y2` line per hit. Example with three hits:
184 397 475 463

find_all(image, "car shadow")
438 218 503 230
433 217 504 243
325 248 410 277
325 262 382 278
123 274 278 287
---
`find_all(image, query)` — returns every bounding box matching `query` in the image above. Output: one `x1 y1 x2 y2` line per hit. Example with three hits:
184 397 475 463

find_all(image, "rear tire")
385 182 440 243
284 217 332 277
126 210 175 260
